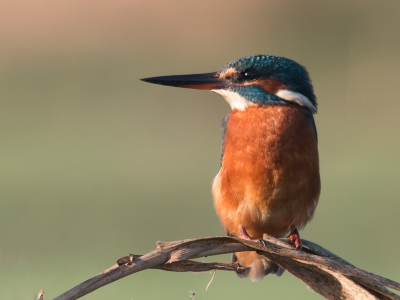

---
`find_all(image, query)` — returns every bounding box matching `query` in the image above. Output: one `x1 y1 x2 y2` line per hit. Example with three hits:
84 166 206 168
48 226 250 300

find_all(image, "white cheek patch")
212 89 254 111
276 89 316 113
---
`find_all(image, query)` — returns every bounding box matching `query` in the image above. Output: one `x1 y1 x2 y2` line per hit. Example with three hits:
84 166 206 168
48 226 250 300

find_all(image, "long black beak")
141 72 228 90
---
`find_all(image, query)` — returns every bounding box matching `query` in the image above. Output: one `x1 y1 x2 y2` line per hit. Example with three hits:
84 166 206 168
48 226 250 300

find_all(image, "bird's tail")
233 251 284 282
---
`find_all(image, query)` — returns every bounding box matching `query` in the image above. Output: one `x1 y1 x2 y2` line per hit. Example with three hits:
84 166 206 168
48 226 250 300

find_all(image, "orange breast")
212 104 320 238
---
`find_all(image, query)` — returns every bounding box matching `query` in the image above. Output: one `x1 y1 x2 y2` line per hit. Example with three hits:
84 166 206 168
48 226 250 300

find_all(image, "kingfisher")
141 55 320 282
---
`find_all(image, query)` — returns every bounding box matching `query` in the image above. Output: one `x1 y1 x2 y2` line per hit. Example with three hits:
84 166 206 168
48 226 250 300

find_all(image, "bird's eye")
241 69 258 81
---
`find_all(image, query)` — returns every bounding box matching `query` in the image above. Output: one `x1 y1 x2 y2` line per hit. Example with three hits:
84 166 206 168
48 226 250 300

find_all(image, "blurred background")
1 0 399 299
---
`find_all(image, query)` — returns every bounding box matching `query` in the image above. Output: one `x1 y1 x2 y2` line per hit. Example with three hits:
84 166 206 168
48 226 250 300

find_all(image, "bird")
141 55 321 282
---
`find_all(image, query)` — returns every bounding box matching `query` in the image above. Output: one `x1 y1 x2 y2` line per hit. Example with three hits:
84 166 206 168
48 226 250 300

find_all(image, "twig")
50 235 400 300
37 290 44 300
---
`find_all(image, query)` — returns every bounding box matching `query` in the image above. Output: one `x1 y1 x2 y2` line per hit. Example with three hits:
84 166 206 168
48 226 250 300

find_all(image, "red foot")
288 228 302 249
238 225 265 246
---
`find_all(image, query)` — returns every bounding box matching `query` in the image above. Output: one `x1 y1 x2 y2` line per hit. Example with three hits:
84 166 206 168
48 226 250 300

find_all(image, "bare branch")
52 235 400 300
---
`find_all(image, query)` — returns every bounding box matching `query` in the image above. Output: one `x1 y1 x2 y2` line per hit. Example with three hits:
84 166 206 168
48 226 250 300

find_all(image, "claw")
238 225 265 246
288 227 302 249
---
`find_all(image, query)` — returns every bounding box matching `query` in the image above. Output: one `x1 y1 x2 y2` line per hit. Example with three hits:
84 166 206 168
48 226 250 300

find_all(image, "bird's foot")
238 225 266 246
288 228 302 250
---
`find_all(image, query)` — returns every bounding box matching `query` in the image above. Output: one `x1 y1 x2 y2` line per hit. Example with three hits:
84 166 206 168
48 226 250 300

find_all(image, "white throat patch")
212 89 254 111
276 89 316 113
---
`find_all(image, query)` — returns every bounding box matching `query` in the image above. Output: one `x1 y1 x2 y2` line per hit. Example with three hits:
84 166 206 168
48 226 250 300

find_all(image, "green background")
1 0 399 299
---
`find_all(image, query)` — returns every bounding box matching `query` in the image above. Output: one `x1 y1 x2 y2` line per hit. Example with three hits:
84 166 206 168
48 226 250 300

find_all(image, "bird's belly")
212 167 318 238
212 105 320 239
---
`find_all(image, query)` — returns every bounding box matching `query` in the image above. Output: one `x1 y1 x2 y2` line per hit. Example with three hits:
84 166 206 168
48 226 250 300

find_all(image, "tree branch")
49 235 400 300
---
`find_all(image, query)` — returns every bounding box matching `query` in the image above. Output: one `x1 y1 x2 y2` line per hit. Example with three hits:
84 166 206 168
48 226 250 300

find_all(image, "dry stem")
48 235 399 300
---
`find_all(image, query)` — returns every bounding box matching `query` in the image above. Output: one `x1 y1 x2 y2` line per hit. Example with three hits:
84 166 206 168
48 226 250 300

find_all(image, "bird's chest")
221 105 317 178
212 105 320 236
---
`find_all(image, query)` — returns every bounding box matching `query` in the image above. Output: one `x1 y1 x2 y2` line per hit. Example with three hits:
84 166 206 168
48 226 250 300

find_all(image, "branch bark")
50 235 400 300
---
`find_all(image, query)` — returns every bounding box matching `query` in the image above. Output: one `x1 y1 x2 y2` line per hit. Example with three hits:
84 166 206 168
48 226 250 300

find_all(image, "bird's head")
141 55 317 113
